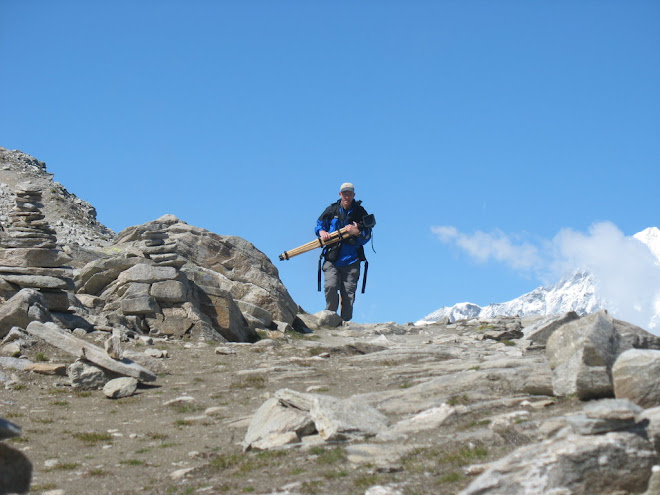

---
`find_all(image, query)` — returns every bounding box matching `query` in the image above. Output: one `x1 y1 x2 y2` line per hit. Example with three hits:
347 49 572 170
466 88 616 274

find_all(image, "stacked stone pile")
141 226 186 269
0 183 73 311
0 148 115 253
75 258 255 343
3 182 57 248
71 214 296 343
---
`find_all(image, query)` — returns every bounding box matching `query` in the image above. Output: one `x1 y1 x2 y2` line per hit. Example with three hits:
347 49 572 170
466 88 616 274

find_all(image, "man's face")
340 190 355 208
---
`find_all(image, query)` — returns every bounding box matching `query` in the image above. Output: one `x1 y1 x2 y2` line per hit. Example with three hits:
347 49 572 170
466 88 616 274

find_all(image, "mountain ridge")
418 228 660 328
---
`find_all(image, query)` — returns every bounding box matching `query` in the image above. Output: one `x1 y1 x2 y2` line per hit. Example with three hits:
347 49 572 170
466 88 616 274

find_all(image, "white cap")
339 182 355 193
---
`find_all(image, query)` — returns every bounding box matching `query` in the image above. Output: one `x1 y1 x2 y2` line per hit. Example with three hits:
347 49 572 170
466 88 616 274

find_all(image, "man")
315 182 372 321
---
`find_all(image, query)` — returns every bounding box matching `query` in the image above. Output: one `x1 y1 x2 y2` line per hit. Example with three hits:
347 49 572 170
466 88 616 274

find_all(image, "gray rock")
0 274 74 290
104 335 123 359
315 310 343 328
0 247 71 268
612 348 660 408
364 486 404 495
244 388 390 450
0 356 33 371
311 394 389 441
378 404 455 440
638 406 660 453
117 263 177 284
27 321 156 382
459 432 657 495
644 466 660 495
155 315 194 337
150 280 188 303
242 397 316 451
546 310 629 399
195 283 255 342
237 300 273 328
345 443 415 471
1 327 26 344
74 256 143 295
67 359 108 389
585 396 641 417
613 318 660 350
120 294 160 316
294 312 322 330
0 443 32 494
117 216 298 324
0 288 51 338
522 311 580 346
103 377 138 399
121 350 168 374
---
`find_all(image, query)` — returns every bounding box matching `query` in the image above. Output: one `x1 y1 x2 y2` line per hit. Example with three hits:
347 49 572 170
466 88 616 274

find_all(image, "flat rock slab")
0 248 71 268
1 274 74 290
26 321 157 382
25 362 67 375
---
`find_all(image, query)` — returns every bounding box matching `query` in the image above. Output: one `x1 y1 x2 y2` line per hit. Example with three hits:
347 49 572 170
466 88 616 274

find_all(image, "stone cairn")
108 226 201 338
0 183 74 311
141 227 186 269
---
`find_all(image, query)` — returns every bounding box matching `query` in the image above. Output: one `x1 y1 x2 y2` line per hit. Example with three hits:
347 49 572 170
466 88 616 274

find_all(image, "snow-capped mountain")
417 227 660 326
634 227 660 261
416 269 603 324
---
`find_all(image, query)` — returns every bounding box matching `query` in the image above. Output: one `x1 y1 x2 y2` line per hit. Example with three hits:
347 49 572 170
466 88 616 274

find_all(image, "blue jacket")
315 200 372 267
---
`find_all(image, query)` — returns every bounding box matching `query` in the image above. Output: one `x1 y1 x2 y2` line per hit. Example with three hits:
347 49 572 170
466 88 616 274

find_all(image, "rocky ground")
1 148 658 495
3 316 592 495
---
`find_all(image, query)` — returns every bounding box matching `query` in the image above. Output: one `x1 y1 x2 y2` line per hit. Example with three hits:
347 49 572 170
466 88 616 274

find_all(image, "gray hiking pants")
323 260 360 321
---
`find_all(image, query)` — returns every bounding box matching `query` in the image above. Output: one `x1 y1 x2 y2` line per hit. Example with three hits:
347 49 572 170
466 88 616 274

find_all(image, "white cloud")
431 226 543 271
552 222 660 329
432 221 660 330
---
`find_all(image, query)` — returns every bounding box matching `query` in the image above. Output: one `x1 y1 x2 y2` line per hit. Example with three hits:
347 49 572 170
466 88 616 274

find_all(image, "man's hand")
345 222 360 236
320 222 359 242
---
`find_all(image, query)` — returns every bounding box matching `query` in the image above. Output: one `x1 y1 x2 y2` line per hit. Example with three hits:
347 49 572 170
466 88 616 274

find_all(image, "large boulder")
546 311 629 400
522 311 579 346
243 388 389 451
74 255 144 295
613 318 660 350
459 432 657 495
114 216 298 325
612 348 660 408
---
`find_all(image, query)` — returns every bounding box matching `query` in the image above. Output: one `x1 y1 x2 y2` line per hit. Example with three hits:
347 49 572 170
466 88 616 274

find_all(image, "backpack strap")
361 260 369 293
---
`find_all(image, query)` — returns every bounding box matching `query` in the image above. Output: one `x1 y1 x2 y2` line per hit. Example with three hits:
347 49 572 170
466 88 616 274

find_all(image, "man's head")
339 182 355 209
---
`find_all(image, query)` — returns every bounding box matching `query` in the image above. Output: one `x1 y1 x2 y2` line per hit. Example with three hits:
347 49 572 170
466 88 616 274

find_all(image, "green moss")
72 432 113 444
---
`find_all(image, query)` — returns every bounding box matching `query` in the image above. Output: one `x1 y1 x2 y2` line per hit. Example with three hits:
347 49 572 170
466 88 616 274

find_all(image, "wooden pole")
279 225 353 261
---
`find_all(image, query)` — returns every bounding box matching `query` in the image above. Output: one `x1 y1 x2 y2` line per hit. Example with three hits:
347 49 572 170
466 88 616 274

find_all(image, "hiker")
315 182 372 321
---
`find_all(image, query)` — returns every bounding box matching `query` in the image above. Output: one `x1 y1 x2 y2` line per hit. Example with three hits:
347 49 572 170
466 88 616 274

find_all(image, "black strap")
318 253 323 292
361 260 369 293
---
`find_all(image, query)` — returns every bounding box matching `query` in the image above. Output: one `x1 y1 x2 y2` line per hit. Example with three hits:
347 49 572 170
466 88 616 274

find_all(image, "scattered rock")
103 377 138 399
26 321 156 382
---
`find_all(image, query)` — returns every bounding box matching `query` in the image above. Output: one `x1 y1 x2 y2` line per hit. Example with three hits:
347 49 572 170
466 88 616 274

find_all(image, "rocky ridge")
419 227 660 328
0 148 114 255
417 269 604 325
0 148 659 495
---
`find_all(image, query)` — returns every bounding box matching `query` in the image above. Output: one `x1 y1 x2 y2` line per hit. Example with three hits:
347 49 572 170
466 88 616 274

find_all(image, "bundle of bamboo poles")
279 225 353 261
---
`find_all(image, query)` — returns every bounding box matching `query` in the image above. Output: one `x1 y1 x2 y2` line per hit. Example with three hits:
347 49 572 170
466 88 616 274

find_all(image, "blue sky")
1 1 659 326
